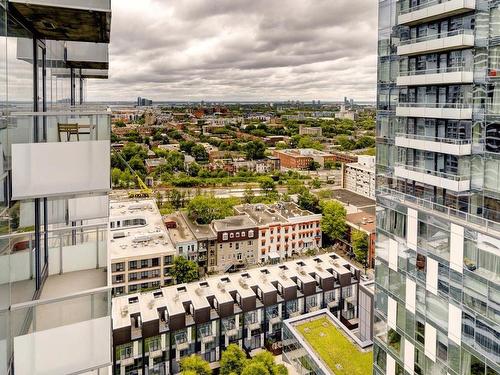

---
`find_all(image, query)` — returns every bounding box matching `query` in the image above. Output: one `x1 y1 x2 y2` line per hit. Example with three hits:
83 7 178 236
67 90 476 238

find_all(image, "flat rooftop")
112 253 360 329
181 211 216 240
212 215 257 232
235 204 287 226
269 202 317 220
292 313 372 375
276 148 333 157
330 189 376 209
346 211 376 234
109 200 176 261
165 212 196 244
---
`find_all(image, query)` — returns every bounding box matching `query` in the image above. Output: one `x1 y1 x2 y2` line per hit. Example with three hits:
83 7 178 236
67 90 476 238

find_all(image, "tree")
171 256 199 284
111 167 122 187
308 161 321 171
114 119 126 127
187 195 235 224
259 177 276 196
220 344 247 375
320 200 347 241
245 140 266 160
244 187 255 204
180 354 212 375
297 190 320 213
336 135 355 151
251 351 287 375
352 229 369 265
310 178 321 189
241 362 269 375
191 144 209 161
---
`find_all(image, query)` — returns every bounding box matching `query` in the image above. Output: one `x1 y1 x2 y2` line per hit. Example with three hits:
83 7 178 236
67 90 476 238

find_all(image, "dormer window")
236 232 240 238
223 233 228 240
242 232 246 237
230 233 234 238
248 230 254 237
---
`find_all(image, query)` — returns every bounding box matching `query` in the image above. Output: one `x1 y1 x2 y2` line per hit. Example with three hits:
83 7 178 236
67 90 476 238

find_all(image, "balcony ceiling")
9 2 111 43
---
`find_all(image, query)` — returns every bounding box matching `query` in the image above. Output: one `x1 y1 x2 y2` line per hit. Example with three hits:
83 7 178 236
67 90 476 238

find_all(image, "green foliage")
352 229 369 265
298 190 320 213
355 135 375 149
191 144 209 161
336 135 355 151
220 344 247 375
290 135 323 150
171 256 199 284
241 362 269 375
245 140 266 160
320 200 347 240
187 195 236 224
180 354 212 375
114 120 126 127
308 161 321 171
259 176 276 195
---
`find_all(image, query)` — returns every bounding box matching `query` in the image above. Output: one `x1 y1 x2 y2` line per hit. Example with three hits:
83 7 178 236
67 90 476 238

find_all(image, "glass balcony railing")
399 29 473 46
395 163 469 181
397 102 471 109
10 286 111 375
377 187 500 234
395 132 472 145
399 65 469 76
399 0 457 15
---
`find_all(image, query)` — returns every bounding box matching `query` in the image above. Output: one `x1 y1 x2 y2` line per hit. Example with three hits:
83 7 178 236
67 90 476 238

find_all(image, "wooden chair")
58 123 79 142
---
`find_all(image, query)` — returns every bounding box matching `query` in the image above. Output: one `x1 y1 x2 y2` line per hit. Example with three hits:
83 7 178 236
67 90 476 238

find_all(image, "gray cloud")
87 0 377 102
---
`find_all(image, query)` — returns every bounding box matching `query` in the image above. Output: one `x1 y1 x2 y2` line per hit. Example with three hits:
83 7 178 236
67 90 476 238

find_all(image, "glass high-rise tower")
376 0 499 374
0 1 112 374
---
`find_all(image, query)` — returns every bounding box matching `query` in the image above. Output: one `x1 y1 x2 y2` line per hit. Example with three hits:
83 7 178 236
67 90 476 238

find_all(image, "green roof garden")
295 316 373 375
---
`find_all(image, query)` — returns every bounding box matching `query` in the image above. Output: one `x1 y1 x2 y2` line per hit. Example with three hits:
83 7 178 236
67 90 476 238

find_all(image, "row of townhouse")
111 253 372 375
165 202 323 276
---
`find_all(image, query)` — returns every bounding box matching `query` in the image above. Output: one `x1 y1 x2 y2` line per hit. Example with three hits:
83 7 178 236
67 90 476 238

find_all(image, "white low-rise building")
109 200 177 295
342 155 376 200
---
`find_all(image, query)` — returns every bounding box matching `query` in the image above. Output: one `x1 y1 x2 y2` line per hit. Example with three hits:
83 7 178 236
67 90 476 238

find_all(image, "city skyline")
87 0 378 102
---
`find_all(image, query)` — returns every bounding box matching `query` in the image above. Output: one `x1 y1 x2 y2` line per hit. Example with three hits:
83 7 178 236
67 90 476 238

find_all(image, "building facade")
0 1 112 374
342 155 376 199
112 253 365 375
235 203 322 264
376 1 500 375
110 200 177 295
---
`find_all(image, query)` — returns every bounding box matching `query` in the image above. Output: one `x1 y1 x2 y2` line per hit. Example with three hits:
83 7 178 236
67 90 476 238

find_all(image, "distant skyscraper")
376 1 499 375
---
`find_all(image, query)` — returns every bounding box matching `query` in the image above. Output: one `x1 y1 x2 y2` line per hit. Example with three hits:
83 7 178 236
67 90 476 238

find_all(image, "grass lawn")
296 316 372 375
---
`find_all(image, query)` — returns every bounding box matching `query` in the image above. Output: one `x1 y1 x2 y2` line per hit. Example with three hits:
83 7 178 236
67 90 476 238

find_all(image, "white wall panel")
12 141 110 200
407 208 418 250
14 316 111 375
388 238 399 271
386 354 395 375
448 303 462 345
68 195 109 221
426 257 438 295
404 338 414 373
450 224 464 273
387 296 397 330
424 322 437 362
405 277 416 314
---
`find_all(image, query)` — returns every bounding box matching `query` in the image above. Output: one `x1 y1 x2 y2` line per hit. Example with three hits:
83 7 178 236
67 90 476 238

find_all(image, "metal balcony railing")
395 132 472 145
395 163 470 181
399 29 473 46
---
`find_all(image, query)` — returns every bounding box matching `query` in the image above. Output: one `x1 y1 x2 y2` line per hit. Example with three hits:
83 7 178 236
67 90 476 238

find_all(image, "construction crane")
112 150 153 198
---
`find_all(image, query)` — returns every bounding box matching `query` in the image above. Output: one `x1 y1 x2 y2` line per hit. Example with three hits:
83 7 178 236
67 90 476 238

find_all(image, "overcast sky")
87 0 378 102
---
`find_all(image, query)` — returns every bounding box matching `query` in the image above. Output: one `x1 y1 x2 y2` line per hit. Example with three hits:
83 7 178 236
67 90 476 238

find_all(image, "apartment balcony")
9 110 111 200
394 163 470 192
396 102 472 119
11 287 111 375
398 0 476 26
397 66 473 86
395 133 472 155
5 221 110 375
397 30 474 56
81 69 109 79
66 42 109 69
9 0 111 43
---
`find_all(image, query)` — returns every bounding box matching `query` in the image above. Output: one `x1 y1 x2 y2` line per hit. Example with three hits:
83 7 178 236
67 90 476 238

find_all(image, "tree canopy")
352 229 369 265
171 256 199 284
320 200 347 241
187 195 236 224
180 355 212 375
